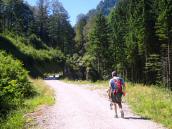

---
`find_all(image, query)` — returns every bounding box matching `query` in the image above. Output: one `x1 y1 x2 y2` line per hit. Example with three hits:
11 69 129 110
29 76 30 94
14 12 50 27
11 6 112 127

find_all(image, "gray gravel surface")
35 80 167 129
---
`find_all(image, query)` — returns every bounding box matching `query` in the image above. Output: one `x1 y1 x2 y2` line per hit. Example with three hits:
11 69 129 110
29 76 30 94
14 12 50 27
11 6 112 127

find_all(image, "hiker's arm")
107 80 111 92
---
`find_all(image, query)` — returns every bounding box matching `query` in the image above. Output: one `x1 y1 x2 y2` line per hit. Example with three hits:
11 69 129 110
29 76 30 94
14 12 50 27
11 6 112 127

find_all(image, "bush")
0 51 34 108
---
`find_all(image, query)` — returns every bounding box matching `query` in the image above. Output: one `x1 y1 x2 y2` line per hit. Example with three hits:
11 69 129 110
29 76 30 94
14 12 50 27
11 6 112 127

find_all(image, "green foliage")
28 34 46 49
0 51 33 107
0 79 55 129
47 0 75 55
155 0 172 88
74 14 87 54
0 34 64 76
108 1 128 72
87 13 112 79
0 0 34 34
145 54 162 84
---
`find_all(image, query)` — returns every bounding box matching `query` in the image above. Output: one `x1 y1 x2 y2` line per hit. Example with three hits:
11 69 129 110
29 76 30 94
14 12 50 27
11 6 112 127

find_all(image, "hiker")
108 71 126 118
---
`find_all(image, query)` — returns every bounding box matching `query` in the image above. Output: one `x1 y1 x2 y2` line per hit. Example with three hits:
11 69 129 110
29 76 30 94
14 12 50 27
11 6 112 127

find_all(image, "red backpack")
113 78 123 95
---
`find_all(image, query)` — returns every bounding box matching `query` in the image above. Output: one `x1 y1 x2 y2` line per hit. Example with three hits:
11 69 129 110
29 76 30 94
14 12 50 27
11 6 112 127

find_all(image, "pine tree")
36 0 49 42
108 0 128 78
156 0 172 88
0 0 3 32
74 14 87 55
87 13 112 79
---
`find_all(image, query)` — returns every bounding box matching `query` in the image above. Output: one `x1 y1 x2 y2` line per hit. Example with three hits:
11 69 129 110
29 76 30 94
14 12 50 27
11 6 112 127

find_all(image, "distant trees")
0 0 74 77
36 0 49 42
72 0 172 88
0 0 75 54
106 0 171 87
156 0 172 88
74 14 87 55
108 0 128 78
87 13 112 79
0 0 34 34
47 0 75 55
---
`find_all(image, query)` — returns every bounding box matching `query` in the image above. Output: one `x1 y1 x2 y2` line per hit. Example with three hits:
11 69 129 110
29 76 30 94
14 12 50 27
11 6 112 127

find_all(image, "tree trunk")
167 39 171 89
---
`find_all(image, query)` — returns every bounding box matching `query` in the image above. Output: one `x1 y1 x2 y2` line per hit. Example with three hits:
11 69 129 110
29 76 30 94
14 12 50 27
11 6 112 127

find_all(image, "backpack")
113 78 123 95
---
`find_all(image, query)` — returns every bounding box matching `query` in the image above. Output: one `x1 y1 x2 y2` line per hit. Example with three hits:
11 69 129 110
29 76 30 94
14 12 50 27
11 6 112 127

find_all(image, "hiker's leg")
114 103 118 118
118 102 124 118
109 90 113 110
108 87 112 99
110 101 113 110
118 102 122 109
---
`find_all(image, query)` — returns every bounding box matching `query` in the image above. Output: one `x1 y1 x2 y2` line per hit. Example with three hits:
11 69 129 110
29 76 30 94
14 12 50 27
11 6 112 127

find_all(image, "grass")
126 83 172 129
0 79 55 129
63 79 172 129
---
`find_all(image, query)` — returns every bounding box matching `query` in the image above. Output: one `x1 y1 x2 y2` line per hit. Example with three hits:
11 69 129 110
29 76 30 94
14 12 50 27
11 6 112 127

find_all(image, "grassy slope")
0 33 64 77
63 80 172 129
0 79 55 129
0 34 63 61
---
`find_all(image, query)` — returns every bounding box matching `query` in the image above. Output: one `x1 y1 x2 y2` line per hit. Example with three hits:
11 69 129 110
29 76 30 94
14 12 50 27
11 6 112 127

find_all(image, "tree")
108 0 128 78
156 0 172 88
0 0 34 34
13 1 34 34
0 0 4 32
87 13 112 79
48 0 74 55
74 14 87 55
36 0 49 42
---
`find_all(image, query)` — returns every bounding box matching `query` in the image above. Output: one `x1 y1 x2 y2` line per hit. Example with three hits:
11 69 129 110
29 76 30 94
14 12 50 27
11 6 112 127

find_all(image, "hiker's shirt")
109 76 125 91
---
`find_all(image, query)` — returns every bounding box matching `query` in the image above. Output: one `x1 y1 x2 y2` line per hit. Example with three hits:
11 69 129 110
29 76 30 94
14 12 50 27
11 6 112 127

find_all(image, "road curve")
36 80 167 129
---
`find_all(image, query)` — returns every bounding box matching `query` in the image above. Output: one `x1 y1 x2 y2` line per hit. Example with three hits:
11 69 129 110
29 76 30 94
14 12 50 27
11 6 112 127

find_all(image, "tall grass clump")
126 83 172 129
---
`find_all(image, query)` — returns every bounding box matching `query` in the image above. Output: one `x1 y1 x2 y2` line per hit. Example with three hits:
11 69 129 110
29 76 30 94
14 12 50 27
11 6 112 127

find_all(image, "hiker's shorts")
111 92 122 103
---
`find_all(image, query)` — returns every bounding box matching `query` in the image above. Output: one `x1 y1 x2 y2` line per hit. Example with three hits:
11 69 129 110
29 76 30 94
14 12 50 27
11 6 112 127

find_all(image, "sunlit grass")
25 79 55 109
126 83 172 129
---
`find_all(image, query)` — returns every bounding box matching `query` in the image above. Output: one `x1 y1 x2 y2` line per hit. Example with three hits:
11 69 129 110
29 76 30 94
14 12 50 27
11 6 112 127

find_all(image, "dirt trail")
35 80 167 129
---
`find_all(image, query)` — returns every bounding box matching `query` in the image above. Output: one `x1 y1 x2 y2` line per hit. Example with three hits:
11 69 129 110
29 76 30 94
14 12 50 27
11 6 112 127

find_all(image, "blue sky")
25 0 101 26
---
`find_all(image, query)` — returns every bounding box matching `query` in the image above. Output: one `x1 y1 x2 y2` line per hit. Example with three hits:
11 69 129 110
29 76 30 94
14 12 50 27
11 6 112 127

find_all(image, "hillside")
0 34 64 77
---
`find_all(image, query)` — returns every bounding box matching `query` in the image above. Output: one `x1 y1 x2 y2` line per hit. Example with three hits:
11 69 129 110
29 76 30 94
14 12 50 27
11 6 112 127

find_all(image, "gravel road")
35 80 167 129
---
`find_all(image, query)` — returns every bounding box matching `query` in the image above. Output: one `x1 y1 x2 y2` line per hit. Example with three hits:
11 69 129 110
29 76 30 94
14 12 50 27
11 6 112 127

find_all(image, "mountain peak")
96 0 116 16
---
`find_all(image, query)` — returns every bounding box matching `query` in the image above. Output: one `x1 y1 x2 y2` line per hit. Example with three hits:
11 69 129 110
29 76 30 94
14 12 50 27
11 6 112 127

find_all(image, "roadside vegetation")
0 78 55 129
0 50 54 129
126 83 172 129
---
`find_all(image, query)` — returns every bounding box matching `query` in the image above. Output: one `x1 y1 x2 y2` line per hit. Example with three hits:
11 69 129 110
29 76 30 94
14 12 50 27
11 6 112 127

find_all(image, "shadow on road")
124 116 151 120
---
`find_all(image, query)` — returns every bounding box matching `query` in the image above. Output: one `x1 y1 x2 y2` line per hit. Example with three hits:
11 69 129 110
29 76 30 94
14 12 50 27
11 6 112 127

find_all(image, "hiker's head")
112 71 117 77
